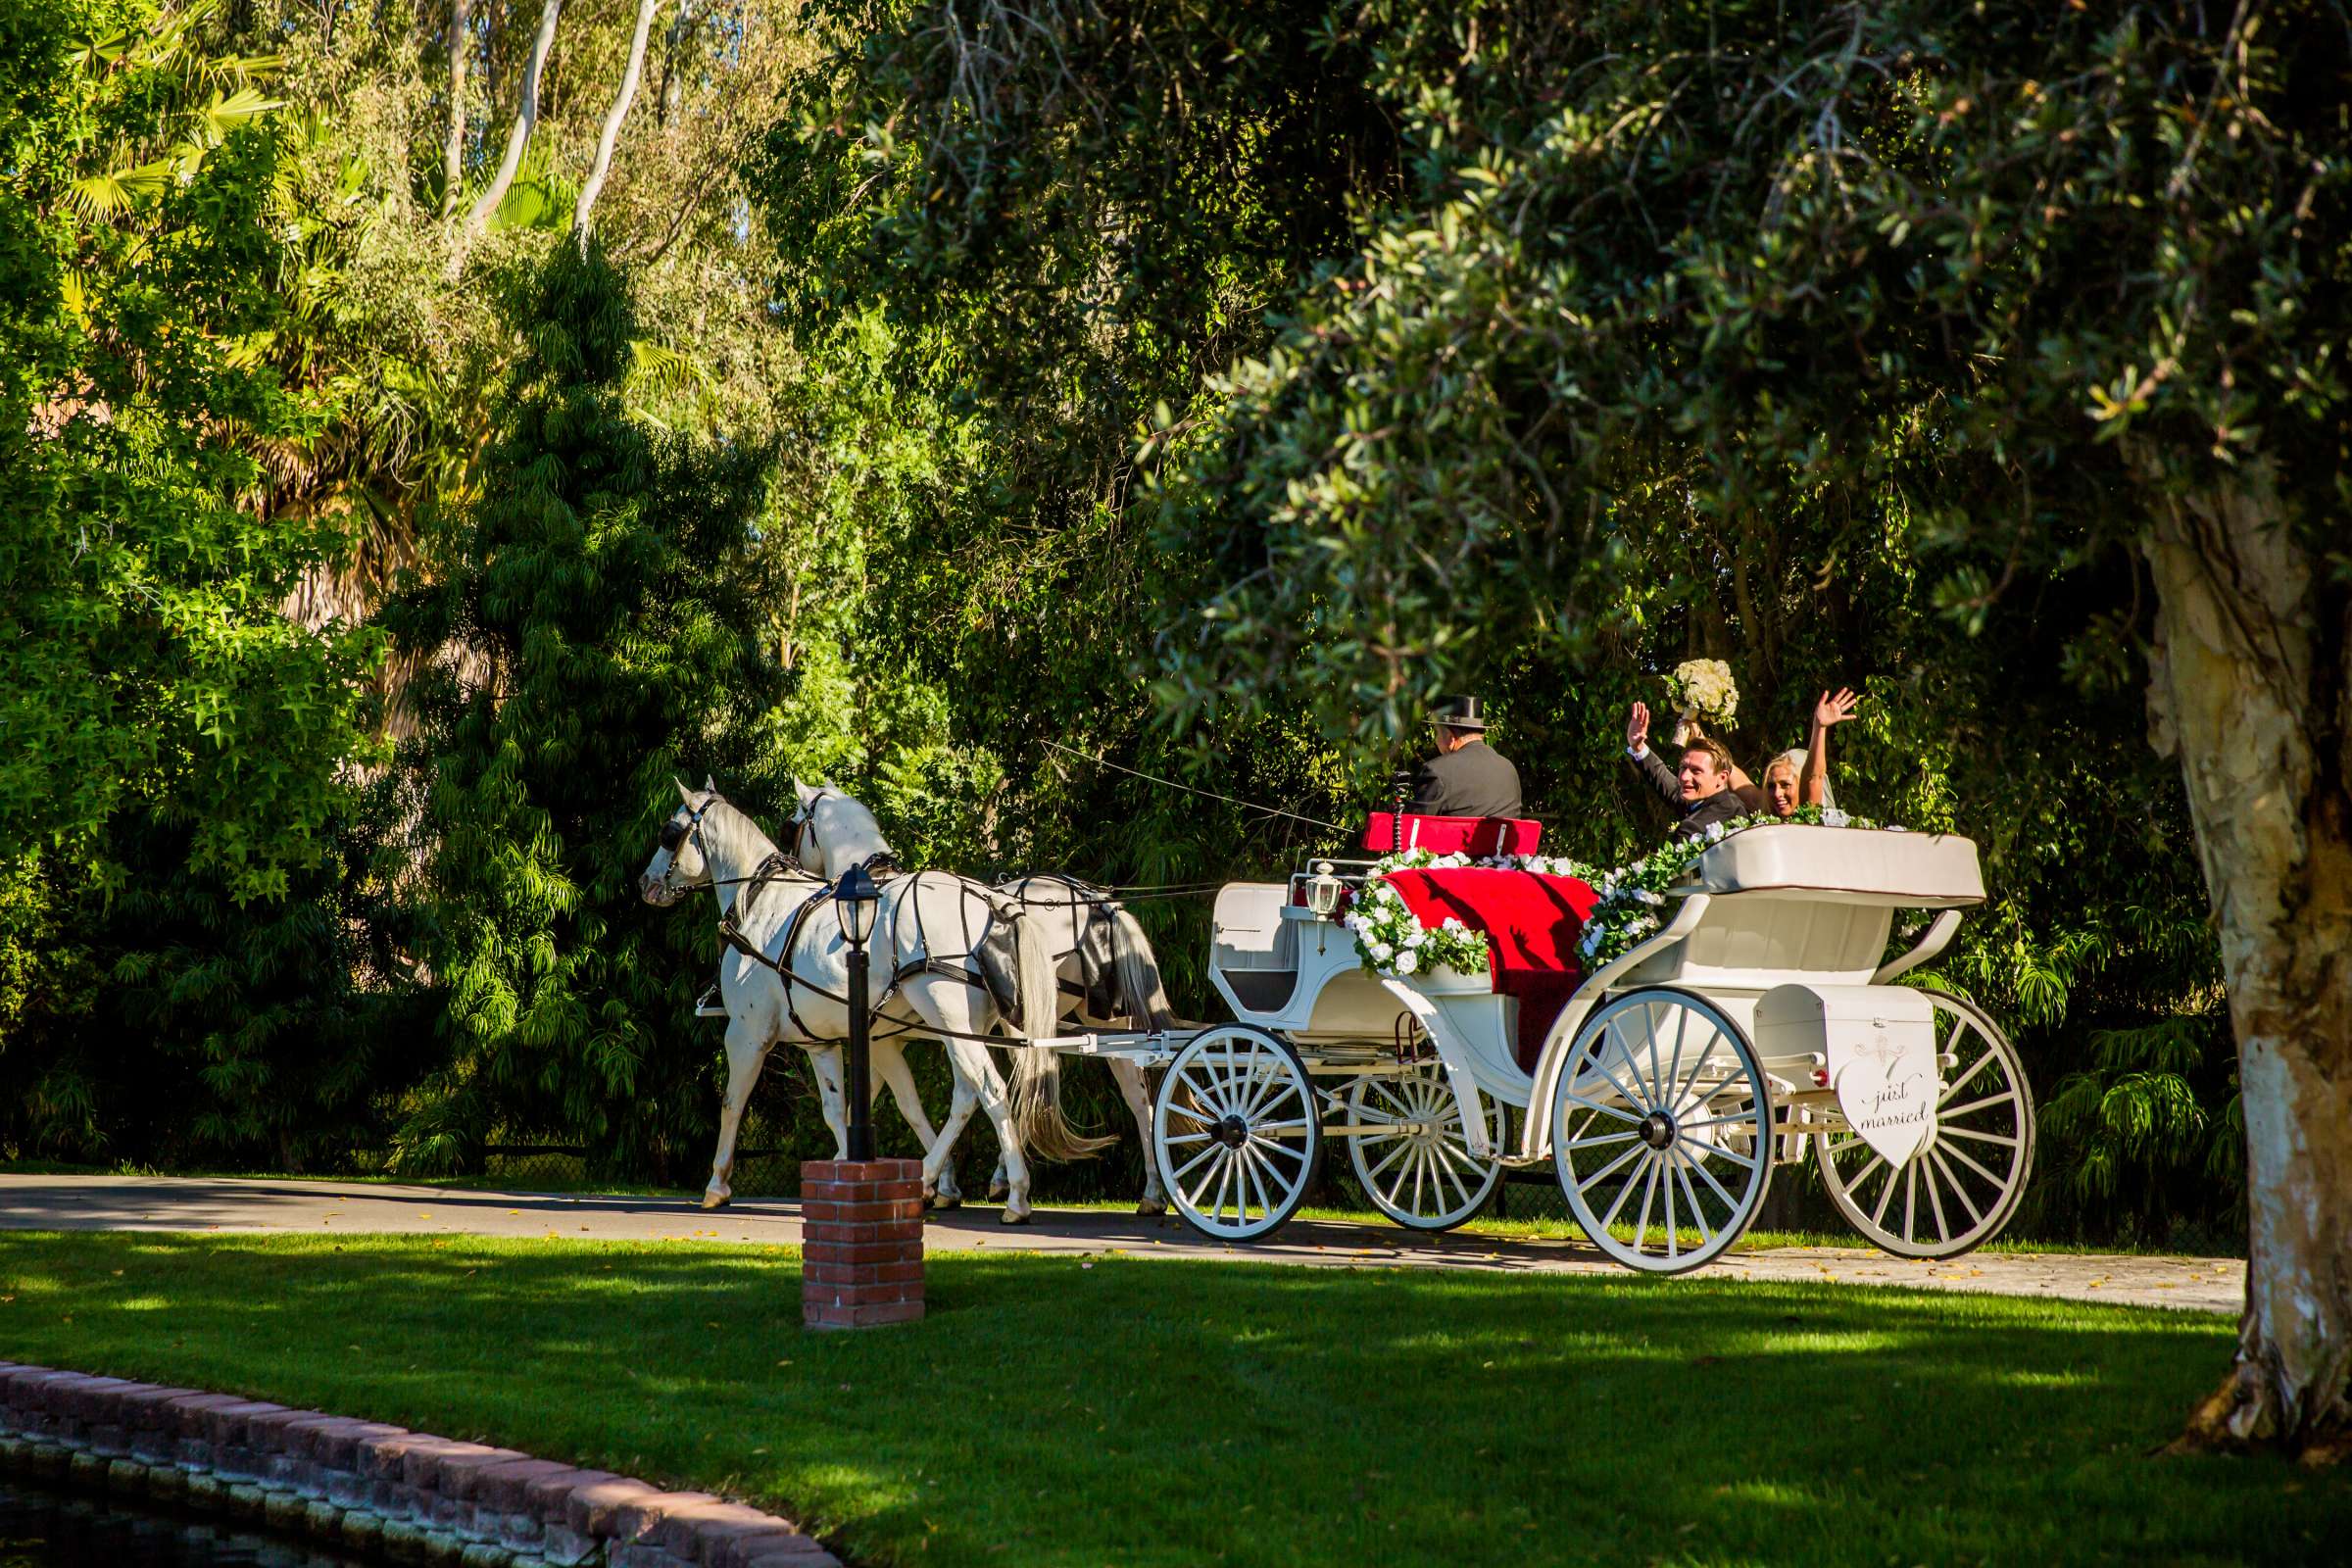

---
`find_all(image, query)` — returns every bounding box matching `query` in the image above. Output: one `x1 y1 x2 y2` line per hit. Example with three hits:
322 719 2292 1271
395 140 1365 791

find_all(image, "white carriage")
1042 820 2035 1274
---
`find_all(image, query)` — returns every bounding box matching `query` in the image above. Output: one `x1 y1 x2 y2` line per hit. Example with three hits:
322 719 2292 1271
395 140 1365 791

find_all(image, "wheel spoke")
1868 1155 1899 1227
1237 1143 1270 1222
1559 1090 1643 1124
1180 1145 1226 1207
1941 1091 2016 1120
1564 1129 1640 1152
1922 1146 1951 1240
1363 1136 1413 1185
1928 1146 1984 1229
1683 1146 1743 1213
1940 1124 2021 1150
1936 1138 2009 1194
1585 1143 1648 1219
1169 1142 1221 1186
1631 1156 1662 1252
1161 1131 1211 1145
1673 1019 1720 1112
1585 1048 1651 1117
1663 1152 1680 1259
1662 1005 1691 1120
1674 1159 1715 1247
1901 1160 1920 1245
1248 1132 1308 1165
1937 1047 2000 1106
1678 1132 1757 1172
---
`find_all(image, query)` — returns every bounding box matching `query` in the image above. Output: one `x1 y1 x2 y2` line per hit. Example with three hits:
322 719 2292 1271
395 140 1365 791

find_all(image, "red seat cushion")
1381 867 1597 1071
1360 813 1544 858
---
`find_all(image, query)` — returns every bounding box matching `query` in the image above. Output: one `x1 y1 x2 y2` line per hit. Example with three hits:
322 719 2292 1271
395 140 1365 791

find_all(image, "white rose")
1822 808 1850 828
1704 821 1727 844
1370 942 1393 961
1396 951 1419 975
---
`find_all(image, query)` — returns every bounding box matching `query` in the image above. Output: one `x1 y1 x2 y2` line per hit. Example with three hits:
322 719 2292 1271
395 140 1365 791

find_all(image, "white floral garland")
1577 806 1893 966
1344 847 1599 979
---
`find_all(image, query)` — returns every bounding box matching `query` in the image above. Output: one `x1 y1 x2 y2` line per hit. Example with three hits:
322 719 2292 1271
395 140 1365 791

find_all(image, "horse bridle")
653 791 725 898
788 787 833 868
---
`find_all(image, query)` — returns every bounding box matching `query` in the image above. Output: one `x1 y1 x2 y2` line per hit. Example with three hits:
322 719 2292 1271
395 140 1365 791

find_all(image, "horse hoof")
932 1194 962 1211
701 1192 730 1211
1136 1199 1167 1218
999 1208 1032 1226
987 1180 1008 1202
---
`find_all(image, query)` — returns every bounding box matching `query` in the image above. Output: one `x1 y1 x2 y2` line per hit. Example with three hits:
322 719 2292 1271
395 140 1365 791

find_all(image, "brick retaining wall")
0 1362 838 1567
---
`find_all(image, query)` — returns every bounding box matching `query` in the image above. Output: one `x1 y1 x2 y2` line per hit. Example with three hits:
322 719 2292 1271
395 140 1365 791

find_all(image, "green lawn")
0 1232 2329 1567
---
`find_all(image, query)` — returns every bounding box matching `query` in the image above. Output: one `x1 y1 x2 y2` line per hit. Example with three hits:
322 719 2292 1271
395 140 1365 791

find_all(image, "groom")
1624 701 1748 842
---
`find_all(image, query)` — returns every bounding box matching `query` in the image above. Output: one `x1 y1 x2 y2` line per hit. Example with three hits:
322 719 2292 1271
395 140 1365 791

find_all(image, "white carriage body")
1201 826 1988 1157
1142 823 2027 1263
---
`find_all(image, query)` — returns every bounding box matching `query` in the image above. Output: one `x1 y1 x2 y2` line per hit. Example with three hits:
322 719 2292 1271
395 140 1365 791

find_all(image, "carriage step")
695 984 727 1018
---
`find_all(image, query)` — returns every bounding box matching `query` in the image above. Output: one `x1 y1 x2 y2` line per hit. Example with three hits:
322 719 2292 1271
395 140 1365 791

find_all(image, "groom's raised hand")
1626 701 1650 753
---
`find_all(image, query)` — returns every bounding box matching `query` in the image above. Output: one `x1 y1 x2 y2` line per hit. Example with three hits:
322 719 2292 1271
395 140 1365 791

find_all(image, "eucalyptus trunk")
439 0 472 218
573 0 665 251
2141 463 2352 1462
452 0 565 274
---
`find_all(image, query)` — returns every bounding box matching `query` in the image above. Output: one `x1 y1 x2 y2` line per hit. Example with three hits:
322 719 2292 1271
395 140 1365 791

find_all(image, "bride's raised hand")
1814 688 1861 729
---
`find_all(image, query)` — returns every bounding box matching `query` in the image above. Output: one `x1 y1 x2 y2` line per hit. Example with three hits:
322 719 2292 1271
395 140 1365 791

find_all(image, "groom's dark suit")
1626 746 1747 843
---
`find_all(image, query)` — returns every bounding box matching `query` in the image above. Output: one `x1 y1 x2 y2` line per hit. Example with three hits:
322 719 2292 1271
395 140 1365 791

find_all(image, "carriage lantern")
835 861 880 1161
1304 860 1345 919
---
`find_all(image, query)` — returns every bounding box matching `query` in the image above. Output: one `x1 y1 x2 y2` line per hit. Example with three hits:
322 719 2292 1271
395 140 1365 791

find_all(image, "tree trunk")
2140 462 2352 1463
573 0 666 252
450 0 566 276
439 0 473 219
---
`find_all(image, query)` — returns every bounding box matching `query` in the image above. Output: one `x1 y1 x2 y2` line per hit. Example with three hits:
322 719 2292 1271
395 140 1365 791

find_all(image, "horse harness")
698 820 1020 1047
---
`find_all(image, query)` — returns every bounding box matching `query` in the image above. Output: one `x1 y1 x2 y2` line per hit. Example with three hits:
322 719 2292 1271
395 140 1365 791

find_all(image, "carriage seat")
1360 812 1543 858
1381 866 1597 1071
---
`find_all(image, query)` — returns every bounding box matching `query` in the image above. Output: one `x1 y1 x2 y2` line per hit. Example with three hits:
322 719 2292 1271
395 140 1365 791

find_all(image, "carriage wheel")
1152 1025 1321 1243
1345 1060 1504 1232
1550 988 1772 1274
1817 989 2035 1259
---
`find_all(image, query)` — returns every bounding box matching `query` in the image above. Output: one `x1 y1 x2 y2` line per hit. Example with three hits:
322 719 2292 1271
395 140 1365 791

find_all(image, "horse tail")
1007 906 1114 1162
1107 905 1178 1031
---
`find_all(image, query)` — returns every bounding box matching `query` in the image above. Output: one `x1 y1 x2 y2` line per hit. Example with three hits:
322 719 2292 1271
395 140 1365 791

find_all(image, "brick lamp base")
801 1159 925 1329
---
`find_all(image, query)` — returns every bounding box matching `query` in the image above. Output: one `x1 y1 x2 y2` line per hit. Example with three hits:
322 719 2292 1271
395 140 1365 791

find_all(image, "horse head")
788 778 894 876
641 777 719 906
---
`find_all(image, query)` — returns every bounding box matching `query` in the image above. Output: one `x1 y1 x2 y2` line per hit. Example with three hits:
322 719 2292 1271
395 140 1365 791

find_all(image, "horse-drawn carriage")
647 786 2034 1275
1031 812 2034 1274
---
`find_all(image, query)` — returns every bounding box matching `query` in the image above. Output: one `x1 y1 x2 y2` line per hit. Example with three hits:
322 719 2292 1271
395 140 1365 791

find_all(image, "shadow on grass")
0 1232 2333 1568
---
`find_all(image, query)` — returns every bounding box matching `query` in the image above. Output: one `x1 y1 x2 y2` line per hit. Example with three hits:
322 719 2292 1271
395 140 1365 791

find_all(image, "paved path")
0 1175 2242 1313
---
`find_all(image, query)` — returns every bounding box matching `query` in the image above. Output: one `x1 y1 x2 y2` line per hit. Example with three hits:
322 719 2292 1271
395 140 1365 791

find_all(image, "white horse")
787 782 1176 1214
639 782 1088 1222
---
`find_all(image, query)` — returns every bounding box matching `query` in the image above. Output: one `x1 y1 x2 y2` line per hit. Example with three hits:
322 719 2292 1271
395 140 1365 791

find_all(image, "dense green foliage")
9 1231 2342 1565
5 0 2330 1251
381 246 781 1180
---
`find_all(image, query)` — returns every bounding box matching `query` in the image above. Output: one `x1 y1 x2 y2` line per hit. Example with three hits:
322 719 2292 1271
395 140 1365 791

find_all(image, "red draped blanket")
1381 868 1598 1071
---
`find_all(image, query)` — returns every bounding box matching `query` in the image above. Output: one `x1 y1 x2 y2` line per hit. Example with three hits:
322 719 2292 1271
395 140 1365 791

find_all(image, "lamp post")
835 861 880 1162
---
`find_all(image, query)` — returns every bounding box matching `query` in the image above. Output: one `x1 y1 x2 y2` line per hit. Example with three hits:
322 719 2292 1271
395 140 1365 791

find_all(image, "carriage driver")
1404 696 1523 819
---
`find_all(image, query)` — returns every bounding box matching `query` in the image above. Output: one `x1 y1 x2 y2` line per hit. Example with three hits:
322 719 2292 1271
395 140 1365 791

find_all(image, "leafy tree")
383 242 782 1180
1139 0 2350 1455
0 0 411 1162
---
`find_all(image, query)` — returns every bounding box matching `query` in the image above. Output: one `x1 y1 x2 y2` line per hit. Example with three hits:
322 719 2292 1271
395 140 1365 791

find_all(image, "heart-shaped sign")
1832 1019 1936 1169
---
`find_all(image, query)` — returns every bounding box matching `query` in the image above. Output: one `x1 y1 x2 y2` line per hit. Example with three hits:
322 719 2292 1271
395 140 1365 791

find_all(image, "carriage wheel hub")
1640 1110 1677 1151
1215 1114 1250 1149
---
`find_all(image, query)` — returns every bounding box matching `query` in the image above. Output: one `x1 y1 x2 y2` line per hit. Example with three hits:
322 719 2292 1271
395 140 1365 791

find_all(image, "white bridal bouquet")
1666 658 1740 728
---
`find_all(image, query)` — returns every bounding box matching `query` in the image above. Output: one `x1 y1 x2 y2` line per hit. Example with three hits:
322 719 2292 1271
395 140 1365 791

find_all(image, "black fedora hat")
1428 695 1490 731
